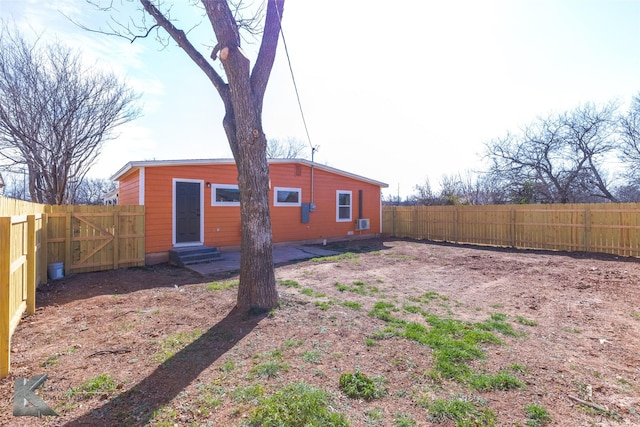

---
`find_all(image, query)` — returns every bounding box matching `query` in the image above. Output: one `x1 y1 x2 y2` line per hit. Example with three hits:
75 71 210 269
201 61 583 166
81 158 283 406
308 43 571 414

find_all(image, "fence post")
453 206 459 244
510 208 516 248
584 205 591 253
65 210 72 274
392 206 396 237
0 217 11 377
40 213 48 285
113 210 120 269
27 215 36 315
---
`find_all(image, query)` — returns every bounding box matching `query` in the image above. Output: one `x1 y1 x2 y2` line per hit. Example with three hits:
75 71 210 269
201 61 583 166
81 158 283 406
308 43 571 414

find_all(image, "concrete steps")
169 246 223 267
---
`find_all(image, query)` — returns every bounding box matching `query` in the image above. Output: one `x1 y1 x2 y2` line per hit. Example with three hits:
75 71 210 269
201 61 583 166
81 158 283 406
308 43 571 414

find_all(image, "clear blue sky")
1 0 639 198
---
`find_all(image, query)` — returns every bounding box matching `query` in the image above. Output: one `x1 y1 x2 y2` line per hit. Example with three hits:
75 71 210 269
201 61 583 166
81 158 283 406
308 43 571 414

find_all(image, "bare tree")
485 102 619 203
86 0 285 313
619 93 640 184
266 137 308 159
0 24 140 204
74 177 118 205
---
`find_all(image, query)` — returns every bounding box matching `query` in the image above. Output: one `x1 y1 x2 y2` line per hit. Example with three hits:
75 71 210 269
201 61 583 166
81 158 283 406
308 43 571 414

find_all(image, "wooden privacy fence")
383 203 640 257
0 214 45 377
0 198 145 377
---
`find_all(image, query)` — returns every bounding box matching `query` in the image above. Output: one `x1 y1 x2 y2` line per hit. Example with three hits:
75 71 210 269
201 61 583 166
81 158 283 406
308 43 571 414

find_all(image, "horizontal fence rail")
382 203 640 257
0 197 145 377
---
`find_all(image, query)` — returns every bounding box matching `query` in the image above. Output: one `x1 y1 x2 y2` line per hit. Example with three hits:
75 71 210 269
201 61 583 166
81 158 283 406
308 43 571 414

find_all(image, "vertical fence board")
0 217 11 377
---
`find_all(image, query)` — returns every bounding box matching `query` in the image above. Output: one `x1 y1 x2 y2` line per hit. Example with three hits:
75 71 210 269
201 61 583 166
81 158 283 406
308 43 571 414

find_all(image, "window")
212 184 240 206
274 187 301 207
336 190 352 222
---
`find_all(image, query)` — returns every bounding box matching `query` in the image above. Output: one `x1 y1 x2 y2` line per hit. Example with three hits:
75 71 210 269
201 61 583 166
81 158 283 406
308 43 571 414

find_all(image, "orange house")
111 159 388 264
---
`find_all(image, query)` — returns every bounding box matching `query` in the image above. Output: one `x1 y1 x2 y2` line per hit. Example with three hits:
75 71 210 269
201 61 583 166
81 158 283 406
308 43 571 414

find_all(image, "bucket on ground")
48 262 64 280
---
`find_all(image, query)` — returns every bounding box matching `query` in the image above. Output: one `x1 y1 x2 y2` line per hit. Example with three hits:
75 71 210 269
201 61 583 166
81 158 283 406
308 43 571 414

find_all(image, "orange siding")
117 162 382 255
118 170 140 205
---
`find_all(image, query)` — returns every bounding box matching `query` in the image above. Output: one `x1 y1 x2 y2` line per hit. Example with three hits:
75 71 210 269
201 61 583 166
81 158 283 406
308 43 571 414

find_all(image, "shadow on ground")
36 264 207 307
65 308 263 426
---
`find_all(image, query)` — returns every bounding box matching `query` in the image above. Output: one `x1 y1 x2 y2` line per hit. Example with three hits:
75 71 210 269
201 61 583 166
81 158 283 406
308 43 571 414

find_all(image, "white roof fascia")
111 158 388 188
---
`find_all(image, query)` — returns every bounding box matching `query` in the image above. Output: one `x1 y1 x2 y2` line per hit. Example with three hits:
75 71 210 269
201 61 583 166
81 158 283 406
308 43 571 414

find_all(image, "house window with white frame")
212 184 240 206
274 187 301 206
336 190 352 222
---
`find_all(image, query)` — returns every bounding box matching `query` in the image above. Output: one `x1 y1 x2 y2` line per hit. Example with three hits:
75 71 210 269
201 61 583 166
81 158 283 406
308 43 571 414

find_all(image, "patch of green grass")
252 361 289 378
232 384 265 403
469 370 525 391
342 300 362 310
194 382 225 416
40 353 60 367
282 339 304 349
515 315 538 326
368 301 400 322
67 374 117 399
564 327 581 334
339 371 385 400
302 350 322 364
247 382 348 427
510 363 527 373
424 396 497 427
153 329 204 363
364 337 378 347
312 252 359 263
279 279 300 288
334 282 350 292
219 358 236 373
301 288 325 298
402 304 422 314
525 403 552 426
631 312 640 320
364 407 384 426
393 411 416 427
205 280 239 291
314 301 332 311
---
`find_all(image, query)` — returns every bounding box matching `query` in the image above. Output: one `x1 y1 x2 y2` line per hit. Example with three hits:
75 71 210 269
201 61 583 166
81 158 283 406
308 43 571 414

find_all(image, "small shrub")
339 371 384 400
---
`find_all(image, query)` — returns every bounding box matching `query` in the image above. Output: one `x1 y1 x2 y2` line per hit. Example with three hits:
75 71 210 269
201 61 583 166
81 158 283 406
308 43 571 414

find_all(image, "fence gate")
47 205 145 274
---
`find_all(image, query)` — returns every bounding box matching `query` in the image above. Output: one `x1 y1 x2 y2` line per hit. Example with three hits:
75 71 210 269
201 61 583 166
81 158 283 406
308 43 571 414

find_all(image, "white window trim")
336 190 352 222
274 187 302 207
212 184 240 206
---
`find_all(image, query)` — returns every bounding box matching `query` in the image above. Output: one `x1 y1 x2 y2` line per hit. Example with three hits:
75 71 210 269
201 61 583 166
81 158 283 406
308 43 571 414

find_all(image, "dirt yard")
1 238 639 426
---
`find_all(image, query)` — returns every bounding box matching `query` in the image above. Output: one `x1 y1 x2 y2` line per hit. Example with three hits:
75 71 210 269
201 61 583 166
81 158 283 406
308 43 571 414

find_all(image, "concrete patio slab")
184 244 341 276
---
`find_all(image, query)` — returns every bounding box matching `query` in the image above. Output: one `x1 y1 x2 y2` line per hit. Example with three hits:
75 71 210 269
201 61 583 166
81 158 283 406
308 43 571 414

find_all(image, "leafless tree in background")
619 93 640 184
74 177 118 205
485 102 619 203
85 0 285 313
0 24 140 204
266 137 308 159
